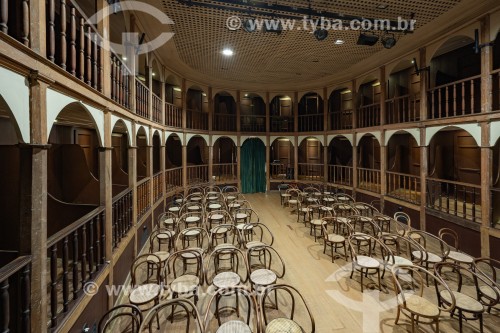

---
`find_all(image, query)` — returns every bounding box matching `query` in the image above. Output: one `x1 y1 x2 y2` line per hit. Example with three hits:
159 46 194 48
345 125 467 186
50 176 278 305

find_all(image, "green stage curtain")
241 138 266 193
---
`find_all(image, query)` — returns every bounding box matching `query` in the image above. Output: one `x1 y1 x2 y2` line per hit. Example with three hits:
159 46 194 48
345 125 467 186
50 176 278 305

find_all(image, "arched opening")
492 136 500 228
111 120 130 196
165 134 183 190
136 127 149 181
298 137 324 181
0 95 24 261
328 136 353 186
47 103 101 237
386 59 421 124
187 136 209 184
386 132 420 204
298 93 323 132
357 80 381 128
241 93 265 132
213 92 237 131
427 127 481 223
328 88 353 130
213 137 237 182
241 138 266 193
270 95 293 132
357 134 381 193
270 138 294 180
152 131 161 174
165 75 182 128
186 86 209 130
428 35 480 119
492 31 500 112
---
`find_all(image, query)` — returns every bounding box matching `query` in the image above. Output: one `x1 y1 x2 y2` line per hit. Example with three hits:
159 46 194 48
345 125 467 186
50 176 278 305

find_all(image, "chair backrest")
260 284 315 333
130 253 162 286
332 203 359 217
139 298 203 333
175 227 210 253
321 216 353 238
222 185 239 193
473 257 500 284
350 202 379 217
407 230 451 259
203 286 259 333
210 224 242 249
347 234 389 262
334 193 354 203
247 245 285 278
206 209 233 229
149 228 174 252
438 227 459 250
157 211 177 230
166 248 205 284
205 247 249 284
394 211 411 228
347 215 380 237
178 211 205 230
379 233 426 266
98 304 142 333
242 222 274 247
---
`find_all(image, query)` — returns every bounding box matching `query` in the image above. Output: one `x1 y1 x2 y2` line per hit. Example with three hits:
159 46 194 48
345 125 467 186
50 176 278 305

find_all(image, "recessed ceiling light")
377 4 389 9
335 39 345 45
222 48 234 56
122 56 127 61
152 72 156 76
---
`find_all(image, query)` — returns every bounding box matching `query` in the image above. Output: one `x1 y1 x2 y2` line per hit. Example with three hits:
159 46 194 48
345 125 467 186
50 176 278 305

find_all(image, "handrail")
137 176 150 187
112 187 132 203
385 93 420 102
359 102 380 108
0 255 31 282
429 74 481 91
47 206 104 247
426 177 481 189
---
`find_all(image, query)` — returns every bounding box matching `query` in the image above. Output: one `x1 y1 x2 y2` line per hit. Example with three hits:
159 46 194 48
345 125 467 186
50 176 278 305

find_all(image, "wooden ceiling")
132 0 494 90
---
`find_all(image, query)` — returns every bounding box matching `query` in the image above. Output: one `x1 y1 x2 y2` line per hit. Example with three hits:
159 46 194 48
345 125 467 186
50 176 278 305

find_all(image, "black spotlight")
381 33 397 49
314 28 328 41
263 21 283 35
242 18 257 32
357 32 379 46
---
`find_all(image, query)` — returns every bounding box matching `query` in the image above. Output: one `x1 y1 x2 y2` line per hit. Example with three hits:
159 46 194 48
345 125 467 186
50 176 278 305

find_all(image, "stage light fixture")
357 32 379 46
313 29 328 41
381 33 397 49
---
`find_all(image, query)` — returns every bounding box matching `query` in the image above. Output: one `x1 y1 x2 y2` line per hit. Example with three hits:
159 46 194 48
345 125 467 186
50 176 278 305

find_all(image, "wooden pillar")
420 129 428 231
128 143 137 256
266 137 270 192
128 15 136 114
181 79 187 129
352 134 358 198
23 72 50 333
208 87 213 132
352 80 357 130
182 142 187 189
146 66 153 121
96 0 111 97
208 144 214 183
380 66 387 126
236 91 241 133
480 121 491 257
380 132 387 204
160 131 166 202
419 48 428 121
265 92 270 133
294 92 299 133
294 136 299 181
323 141 328 183
237 142 241 189
29 0 47 56
481 15 492 114
323 87 328 131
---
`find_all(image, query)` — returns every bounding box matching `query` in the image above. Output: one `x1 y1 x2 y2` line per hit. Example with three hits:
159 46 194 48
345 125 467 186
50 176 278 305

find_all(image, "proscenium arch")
385 129 421 146
425 124 481 147
46 89 104 146
355 132 381 146
0 66 30 143
110 116 133 146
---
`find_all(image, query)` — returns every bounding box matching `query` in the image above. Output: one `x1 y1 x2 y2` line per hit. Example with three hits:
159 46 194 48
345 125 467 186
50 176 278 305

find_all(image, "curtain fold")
241 139 266 194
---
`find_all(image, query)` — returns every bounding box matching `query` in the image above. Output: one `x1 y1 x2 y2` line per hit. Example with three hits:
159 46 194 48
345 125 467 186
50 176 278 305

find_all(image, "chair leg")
394 307 400 324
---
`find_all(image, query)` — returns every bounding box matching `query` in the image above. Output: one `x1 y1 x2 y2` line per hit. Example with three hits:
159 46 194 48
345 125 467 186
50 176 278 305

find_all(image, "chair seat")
310 219 326 226
213 272 241 289
214 243 237 251
210 214 224 220
246 241 265 249
250 269 277 286
384 255 412 266
147 251 170 263
265 318 302 333
447 250 474 264
326 234 345 243
479 285 500 300
412 250 442 263
157 231 175 239
180 248 203 258
440 290 484 313
211 226 229 234
185 216 200 223
288 200 298 205
171 275 200 294
235 213 248 219
217 320 252 333
397 293 440 318
129 283 161 305
356 255 380 269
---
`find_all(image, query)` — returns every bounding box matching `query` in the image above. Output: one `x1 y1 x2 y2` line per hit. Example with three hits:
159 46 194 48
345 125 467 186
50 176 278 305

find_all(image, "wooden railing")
270 116 294 132
298 163 324 181
241 115 266 132
427 75 481 119
0 255 31 333
136 178 151 221
491 187 500 228
357 167 381 193
357 103 380 128
386 171 420 204
135 79 150 119
187 165 209 184
153 172 164 203
186 109 208 130
270 163 290 179
152 93 162 124
427 178 481 223
165 167 182 191
328 165 353 186
110 54 130 109
385 95 420 124
329 109 353 130
47 207 106 329
112 188 133 249
213 113 237 131
46 0 103 91
165 103 182 128
212 163 237 181
298 114 323 132
0 0 30 46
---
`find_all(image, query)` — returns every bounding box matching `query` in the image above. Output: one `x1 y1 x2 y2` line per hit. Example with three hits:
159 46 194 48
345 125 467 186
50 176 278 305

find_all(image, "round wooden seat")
265 318 302 333
171 275 200 294
213 272 241 289
168 206 180 213
129 283 161 305
356 255 380 269
397 293 440 318
412 250 442 263
310 219 326 226
209 203 222 210
245 241 265 249
326 234 345 243
210 214 224 221
447 250 473 265
217 320 252 333
384 255 412 266
439 290 483 313
250 269 277 287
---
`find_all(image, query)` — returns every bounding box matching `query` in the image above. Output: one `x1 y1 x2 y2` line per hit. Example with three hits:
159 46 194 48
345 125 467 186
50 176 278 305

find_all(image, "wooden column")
265 92 270 133
237 142 241 189
236 91 241 132
24 72 49 333
160 131 166 204
323 87 328 131
128 15 137 114
128 144 138 256
294 136 299 181
323 141 328 184
480 121 491 257
380 66 387 125
420 129 428 231
352 80 357 130
419 47 428 121
380 132 387 206
96 0 111 97
266 137 271 192
352 134 358 198
181 79 187 129
208 87 213 132
100 112 113 265
29 0 46 55
160 67 166 125
293 92 299 133
208 144 214 183
481 15 492 114
323 87 328 180
182 142 187 190
146 66 153 121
